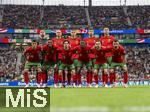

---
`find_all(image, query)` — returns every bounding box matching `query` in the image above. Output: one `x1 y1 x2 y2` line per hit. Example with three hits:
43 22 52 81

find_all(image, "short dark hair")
113 39 119 42
32 39 37 43
63 40 70 44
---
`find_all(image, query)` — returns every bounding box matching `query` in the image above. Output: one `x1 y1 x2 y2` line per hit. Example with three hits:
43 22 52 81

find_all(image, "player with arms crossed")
109 40 128 88
23 40 42 87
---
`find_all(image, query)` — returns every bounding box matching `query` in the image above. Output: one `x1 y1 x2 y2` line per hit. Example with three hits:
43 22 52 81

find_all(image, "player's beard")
48 45 52 48
89 34 93 38
114 46 118 49
57 36 61 39
96 46 100 50
32 46 36 49
104 33 109 37
71 36 75 39
64 46 69 50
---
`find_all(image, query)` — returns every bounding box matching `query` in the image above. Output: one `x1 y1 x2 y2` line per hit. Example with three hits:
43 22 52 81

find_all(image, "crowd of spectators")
126 46 150 81
2 5 41 29
1 5 150 29
0 47 17 82
43 6 88 28
89 6 130 29
127 6 150 29
2 5 88 29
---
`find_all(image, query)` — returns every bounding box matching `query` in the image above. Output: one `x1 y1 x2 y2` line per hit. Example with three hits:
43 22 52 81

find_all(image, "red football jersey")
67 37 81 59
84 37 98 59
52 37 64 48
112 45 126 63
24 45 41 62
67 37 80 47
52 37 64 59
92 48 107 64
75 46 91 62
100 35 115 57
58 47 75 65
42 44 58 63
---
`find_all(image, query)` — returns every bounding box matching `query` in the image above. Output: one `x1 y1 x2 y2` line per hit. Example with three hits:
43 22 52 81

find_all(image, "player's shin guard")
62 70 66 84
124 72 128 84
102 71 108 85
77 74 81 85
54 72 58 84
87 71 92 84
94 75 98 84
72 74 77 84
59 74 63 83
42 72 47 84
113 72 116 83
24 72 29 84
67 72 71 85
37 72 43 84
110 73 114 84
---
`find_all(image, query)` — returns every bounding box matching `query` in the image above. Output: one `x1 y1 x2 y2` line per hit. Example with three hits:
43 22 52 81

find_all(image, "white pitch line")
50 107 109 112
123 106 150 112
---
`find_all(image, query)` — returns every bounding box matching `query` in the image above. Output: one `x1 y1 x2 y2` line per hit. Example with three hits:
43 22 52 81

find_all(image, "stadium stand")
0 48 17 82
2 5 88 29
0 4 150 83
127 6 150 29
89 6 130 29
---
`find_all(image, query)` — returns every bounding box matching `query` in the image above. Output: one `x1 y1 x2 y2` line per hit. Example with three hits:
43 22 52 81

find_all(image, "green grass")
0 86 150 112
50 86 150 112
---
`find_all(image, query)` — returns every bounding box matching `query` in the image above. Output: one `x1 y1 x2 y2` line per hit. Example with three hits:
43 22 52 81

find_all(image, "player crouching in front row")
23 40 43 88
109 40 128 88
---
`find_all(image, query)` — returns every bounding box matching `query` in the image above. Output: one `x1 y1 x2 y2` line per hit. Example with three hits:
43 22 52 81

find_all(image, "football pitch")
50 86 150 112
0 86 150 112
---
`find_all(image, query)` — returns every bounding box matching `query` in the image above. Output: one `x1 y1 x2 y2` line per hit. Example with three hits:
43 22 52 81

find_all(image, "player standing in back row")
84 28 98 87
67 30 81 87
100 27 115 87
52 30 64 88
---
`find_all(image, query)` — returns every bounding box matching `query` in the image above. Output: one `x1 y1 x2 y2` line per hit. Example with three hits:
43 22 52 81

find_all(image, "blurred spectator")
126 46 150 81
0 48 17 82
89 6 130 29
2 5 88 29
127 6 150 29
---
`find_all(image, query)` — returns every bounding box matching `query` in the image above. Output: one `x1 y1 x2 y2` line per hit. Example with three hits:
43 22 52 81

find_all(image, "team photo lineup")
23 28 128 88
1 0 150 112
